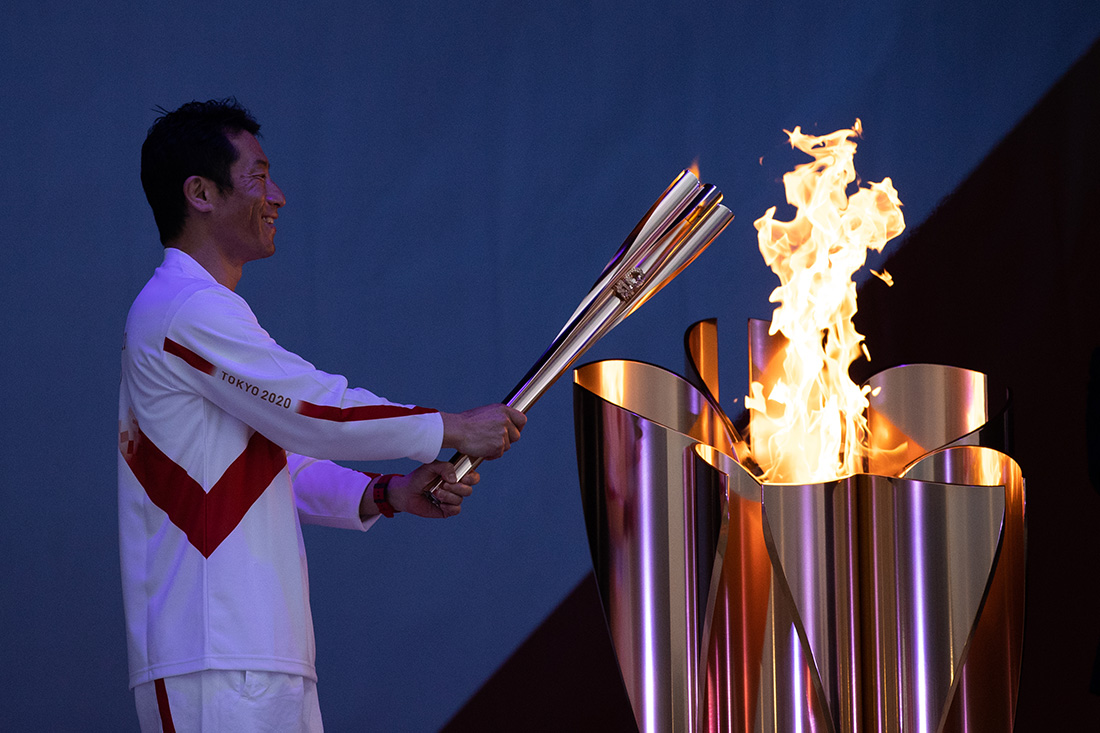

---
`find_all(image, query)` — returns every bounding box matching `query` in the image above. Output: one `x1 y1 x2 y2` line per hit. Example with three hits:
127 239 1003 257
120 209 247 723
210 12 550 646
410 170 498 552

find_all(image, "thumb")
429 460 459 486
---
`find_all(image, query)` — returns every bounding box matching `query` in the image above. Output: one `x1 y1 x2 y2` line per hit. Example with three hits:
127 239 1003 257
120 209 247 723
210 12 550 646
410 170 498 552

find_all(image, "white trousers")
134 670 323 732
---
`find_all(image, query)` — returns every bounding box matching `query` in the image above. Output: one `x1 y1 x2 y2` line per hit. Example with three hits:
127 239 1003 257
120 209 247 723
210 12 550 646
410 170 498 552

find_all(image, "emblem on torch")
612 268 645 301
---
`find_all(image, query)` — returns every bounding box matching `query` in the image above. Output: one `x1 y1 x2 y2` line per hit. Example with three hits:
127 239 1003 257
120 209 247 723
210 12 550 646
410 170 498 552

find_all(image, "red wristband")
373 474 400 518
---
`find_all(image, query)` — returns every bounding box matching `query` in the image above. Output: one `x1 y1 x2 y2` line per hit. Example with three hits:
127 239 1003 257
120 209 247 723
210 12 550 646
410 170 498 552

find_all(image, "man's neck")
169 235 243 291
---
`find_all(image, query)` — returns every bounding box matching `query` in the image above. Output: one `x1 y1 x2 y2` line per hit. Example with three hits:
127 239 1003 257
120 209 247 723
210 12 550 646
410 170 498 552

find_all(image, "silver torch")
425 169 734 495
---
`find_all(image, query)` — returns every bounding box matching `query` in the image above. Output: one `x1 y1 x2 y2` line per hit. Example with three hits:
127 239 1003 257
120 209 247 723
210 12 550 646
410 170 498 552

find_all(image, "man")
119 98 526 731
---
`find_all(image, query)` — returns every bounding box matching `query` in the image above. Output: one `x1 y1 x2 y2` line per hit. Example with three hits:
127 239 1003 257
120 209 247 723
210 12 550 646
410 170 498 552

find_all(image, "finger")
439 481 473 499
438 463 459 485
428 488 463 516
507 407 528 429
428 487 457 505
459 470 480 487
425 460 459 485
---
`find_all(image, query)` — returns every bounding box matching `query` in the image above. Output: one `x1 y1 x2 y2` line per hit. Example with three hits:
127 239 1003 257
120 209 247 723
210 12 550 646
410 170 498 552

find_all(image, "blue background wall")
3 3 1099 729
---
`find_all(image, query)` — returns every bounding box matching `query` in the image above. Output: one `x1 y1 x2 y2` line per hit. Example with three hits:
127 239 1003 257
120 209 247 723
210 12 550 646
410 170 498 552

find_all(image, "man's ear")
182 175 217 213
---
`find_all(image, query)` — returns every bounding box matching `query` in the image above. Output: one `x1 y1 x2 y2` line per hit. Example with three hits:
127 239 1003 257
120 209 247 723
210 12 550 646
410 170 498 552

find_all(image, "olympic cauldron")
573 318 1025 732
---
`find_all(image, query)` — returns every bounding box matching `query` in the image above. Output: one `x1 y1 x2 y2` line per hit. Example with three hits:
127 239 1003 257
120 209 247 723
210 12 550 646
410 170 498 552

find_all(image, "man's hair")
140 98 261 244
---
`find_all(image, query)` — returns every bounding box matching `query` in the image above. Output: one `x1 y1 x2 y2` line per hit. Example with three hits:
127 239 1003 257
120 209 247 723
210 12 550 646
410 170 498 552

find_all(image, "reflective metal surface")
692 445 777 733
574 360 736 459
574 319 1025 733
747 317 788 394
902 446 1026 732
865 366 1027 730
866 364 987 476
685 318 722 404
574 359 737 732
761 475 1004 732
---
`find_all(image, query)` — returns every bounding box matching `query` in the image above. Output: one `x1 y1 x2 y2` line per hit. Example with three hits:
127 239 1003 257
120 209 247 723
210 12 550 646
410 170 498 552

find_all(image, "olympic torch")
424 169 734 496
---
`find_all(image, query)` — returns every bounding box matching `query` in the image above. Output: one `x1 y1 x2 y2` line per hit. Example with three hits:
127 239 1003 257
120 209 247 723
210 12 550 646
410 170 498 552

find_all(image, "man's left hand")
385 462 479 518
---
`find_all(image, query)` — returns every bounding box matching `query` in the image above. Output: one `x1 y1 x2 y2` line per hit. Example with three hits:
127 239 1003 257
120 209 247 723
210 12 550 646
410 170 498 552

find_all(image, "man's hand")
440 404 527 460
361 462 480 519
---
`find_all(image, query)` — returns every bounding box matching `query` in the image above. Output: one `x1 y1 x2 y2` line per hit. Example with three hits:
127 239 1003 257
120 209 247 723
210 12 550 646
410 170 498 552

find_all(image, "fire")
746 120 905 483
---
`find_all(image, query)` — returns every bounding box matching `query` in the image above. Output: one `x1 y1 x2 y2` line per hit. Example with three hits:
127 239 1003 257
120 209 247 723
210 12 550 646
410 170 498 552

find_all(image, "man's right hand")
440 404 527 460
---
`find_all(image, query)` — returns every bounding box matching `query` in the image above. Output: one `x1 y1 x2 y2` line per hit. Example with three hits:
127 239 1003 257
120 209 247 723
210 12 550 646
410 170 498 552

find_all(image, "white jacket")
118 248 443 688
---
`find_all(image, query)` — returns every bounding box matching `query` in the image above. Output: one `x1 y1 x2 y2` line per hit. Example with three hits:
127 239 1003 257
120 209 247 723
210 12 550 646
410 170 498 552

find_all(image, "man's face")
209 131 286 264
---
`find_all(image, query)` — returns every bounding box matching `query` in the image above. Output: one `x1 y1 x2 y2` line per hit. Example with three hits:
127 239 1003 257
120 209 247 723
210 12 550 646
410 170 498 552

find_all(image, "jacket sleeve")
162 284 444 463
287 453 381 531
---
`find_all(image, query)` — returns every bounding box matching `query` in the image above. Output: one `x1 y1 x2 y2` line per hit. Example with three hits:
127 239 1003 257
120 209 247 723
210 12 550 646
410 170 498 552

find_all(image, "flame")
689 159 701 179
746 120 905 483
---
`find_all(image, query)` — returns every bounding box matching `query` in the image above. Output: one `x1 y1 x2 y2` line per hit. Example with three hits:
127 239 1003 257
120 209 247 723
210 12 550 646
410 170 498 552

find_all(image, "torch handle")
446 451 482 483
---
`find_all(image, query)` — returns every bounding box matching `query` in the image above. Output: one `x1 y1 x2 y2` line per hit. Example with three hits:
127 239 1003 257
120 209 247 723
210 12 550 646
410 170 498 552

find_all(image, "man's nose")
267 179 286 208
